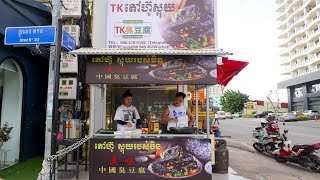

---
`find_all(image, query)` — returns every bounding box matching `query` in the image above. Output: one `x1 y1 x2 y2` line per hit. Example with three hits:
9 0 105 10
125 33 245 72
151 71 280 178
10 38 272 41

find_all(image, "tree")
220 90 249 113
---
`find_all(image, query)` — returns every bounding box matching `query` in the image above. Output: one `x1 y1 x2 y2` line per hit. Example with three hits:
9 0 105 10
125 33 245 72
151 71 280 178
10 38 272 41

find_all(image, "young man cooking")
161 92 194 132
114 89 140 131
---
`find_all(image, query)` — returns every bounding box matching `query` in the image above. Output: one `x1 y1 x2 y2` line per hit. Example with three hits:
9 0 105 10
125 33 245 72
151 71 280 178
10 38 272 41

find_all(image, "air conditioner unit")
59 78 77 100
60 52 78 73
62 25 80 47
61 0 82 18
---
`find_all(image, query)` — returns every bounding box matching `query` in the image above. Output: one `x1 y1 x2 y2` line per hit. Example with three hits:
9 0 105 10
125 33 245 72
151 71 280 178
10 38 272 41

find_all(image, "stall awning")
69 48 233 56
217 57 249 87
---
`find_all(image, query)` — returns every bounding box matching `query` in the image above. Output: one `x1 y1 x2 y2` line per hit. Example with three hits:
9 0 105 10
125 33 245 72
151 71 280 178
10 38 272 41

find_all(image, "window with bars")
294 87 303 98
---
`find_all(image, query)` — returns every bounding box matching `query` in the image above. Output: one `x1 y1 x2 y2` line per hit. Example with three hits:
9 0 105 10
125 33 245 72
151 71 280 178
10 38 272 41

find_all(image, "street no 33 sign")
4 26 56 45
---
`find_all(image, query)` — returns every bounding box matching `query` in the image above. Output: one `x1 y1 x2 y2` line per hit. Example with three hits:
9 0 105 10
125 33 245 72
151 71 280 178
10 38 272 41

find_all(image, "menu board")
106 0 215 50
90 137 212 180
86 55 217 85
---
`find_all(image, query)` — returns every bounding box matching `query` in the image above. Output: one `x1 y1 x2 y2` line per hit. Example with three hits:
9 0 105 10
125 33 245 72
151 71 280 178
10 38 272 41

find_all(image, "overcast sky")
217 0 288 102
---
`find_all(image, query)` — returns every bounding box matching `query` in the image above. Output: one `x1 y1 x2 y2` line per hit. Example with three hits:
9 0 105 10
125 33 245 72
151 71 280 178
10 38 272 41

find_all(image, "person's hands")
171 117 178 122
127 121 133 128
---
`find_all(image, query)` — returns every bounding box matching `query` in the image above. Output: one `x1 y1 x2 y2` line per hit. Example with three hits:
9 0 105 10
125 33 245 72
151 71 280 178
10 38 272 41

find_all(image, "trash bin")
212 139 229 174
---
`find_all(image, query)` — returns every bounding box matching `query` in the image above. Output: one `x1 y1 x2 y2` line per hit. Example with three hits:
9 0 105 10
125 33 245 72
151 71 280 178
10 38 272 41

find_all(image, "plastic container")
215 131 221 137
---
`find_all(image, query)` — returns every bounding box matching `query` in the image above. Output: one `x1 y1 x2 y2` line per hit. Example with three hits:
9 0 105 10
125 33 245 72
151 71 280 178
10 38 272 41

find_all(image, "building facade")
277 0 320 112
244 101 289 115
0 0 51 163
208 85 223 110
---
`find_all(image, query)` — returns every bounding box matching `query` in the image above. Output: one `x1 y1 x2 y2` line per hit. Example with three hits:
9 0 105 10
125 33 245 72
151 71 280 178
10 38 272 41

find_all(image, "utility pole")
44 0 62 163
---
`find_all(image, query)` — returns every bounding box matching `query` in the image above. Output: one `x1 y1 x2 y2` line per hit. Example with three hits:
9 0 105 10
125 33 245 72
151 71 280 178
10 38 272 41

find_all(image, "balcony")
277 1 320 38
276 0 285 4
280 55 320 76
281 67 291 75
280 47 290 56
278 15 320 50
289 67 320 79
278 30 289 38
280 57 291 65
307 55 320 65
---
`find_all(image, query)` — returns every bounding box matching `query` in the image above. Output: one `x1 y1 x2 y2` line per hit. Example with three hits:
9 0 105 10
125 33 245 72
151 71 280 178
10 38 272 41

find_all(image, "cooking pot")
169 127 197 134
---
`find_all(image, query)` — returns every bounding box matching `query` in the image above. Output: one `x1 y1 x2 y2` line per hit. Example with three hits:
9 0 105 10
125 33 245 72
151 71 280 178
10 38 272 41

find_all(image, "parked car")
303 110 319 116
232 112 243 118
254 111 273 118
278 113 297 122
291 111 303 117
225 112 233 119
216 111 226 119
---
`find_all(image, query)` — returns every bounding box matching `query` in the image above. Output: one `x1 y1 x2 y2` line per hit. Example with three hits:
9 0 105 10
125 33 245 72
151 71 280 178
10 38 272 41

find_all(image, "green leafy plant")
251 111 257 115
0 122 13 142
220 90 250 113
297 114 308 120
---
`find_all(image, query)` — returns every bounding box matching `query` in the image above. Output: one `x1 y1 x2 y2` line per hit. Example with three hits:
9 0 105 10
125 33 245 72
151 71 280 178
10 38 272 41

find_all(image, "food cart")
70 48 231 180
68 0 235 179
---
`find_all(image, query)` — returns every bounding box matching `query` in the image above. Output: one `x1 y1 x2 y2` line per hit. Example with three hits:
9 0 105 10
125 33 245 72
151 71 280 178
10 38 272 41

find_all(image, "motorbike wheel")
311 166 320 173
253 143 264 153
273 154 287 163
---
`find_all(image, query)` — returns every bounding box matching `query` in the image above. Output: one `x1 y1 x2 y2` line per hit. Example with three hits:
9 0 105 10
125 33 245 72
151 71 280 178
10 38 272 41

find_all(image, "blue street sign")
62 30 76 51
4 26 56 45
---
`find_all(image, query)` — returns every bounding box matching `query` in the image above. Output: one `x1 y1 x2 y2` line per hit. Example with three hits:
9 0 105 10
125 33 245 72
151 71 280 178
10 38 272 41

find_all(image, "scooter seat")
293 144 310 150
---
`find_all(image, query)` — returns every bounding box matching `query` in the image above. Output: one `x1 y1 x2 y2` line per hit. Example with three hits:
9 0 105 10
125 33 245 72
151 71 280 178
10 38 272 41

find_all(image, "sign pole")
44 0 62 178
206 85 210 138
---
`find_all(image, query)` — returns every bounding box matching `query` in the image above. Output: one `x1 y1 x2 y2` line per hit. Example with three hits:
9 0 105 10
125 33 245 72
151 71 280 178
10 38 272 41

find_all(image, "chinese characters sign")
86 55 217 85
106 0 215 50
90 137 212 180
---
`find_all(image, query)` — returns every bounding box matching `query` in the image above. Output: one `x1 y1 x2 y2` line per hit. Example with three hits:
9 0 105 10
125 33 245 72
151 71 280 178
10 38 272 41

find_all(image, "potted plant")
0 122 13 149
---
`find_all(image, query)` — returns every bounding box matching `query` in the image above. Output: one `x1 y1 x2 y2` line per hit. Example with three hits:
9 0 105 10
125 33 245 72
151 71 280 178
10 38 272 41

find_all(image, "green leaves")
220 90 249 113
0 122 13 142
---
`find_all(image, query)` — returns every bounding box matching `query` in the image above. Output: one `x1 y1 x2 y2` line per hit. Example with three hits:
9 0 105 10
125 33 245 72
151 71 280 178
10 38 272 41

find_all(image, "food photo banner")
106 0 215 50
86 55 217 85
90 137 212 180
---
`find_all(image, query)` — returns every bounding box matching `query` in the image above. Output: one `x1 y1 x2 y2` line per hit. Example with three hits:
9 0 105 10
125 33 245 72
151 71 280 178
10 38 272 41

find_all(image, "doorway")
0 58 23 165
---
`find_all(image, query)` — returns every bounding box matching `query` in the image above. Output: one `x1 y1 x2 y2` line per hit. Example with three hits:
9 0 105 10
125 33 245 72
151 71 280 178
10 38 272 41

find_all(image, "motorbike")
252 117 280 154
272 127 320 173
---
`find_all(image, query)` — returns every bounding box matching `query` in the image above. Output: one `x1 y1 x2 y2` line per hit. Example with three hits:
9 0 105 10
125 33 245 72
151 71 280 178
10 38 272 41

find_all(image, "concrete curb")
224 138 256 153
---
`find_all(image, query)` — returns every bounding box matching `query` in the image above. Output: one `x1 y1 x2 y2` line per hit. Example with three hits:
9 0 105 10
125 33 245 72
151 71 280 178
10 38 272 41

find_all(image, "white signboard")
106 0 215 50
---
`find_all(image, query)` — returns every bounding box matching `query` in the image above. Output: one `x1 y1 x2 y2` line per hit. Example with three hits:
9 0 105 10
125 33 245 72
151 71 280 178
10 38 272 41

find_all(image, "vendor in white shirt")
161 92 194 132
114 89 140 131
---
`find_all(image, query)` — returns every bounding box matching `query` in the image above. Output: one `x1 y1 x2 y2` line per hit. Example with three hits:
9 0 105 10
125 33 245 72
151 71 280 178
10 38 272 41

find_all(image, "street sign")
62 30 76 51
4 26 56 45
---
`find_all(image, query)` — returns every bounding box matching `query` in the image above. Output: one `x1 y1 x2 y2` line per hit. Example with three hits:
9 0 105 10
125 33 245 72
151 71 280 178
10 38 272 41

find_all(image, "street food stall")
70 48 231 180
66 0 245 179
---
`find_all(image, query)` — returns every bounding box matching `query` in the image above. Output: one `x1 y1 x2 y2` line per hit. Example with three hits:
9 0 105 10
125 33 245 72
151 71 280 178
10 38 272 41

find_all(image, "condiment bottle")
153 118 159 134
148 119 154 133
149 117 159 134
141 118 149 134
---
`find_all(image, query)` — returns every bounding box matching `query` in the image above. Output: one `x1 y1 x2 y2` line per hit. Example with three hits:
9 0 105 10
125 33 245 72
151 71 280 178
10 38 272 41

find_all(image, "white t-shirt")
167 104 188 130
114 105 141 131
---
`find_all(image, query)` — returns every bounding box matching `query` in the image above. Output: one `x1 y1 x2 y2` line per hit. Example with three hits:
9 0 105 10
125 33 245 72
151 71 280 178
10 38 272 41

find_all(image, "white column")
89 85 105 136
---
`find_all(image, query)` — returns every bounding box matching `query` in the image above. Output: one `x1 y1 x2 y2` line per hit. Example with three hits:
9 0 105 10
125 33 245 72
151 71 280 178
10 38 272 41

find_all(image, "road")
218 118 320 146
217 118 320 179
